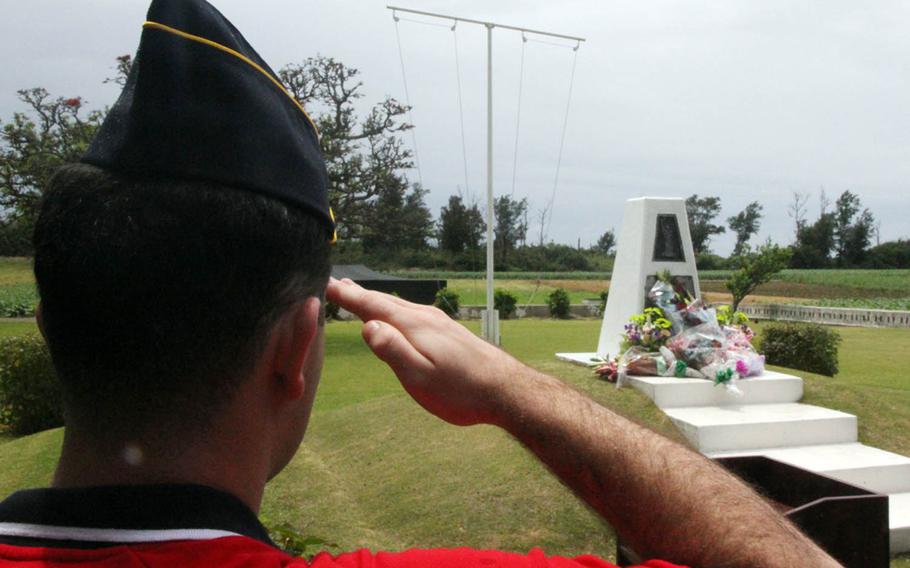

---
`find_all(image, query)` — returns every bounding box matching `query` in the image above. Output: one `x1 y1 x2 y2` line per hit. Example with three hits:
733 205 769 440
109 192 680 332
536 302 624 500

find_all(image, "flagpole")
387 6 585 343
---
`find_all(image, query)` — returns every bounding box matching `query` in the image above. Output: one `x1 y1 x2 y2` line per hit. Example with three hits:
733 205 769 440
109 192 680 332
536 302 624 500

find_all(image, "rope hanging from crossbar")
543 40 581 240
392 11 424 187
451 21 470 196
510 33 527 197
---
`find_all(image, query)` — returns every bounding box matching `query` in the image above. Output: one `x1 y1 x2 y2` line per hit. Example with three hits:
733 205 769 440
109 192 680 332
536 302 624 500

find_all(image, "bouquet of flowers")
620 307 673 351
595 277 764 392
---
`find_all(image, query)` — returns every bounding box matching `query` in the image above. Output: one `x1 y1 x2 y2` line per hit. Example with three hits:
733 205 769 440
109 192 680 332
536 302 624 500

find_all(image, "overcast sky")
2 0 908 254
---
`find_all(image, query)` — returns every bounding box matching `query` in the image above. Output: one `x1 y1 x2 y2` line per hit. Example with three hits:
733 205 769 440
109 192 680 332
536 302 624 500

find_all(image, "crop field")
415 268 910 309
793 297 910 311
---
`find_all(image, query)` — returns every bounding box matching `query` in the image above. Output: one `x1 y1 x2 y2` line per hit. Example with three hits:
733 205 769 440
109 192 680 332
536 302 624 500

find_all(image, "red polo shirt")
0 485 686 568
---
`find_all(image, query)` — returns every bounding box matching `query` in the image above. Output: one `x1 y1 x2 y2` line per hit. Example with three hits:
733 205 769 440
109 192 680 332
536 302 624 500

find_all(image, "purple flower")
736 360 749 376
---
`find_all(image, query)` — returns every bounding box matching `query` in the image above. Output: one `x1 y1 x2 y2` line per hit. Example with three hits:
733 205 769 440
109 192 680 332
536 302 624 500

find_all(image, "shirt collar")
0 484 274 548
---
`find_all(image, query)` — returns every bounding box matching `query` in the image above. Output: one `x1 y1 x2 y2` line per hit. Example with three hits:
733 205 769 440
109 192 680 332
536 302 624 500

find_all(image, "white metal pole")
484 23 496 343
386 5 583 344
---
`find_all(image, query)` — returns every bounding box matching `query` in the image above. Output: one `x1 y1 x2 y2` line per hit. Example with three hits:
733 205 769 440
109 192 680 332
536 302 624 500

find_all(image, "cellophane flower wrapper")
592 358 619 383
673 299 718 331
617 347 659 388
647 280 683 333
700 359 744 397
616 346 706 388
614 282 763 388
666 322 726 369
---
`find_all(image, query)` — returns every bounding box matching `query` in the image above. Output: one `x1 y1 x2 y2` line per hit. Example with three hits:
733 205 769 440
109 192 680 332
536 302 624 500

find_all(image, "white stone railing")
739 304 910 328
456 303 910 328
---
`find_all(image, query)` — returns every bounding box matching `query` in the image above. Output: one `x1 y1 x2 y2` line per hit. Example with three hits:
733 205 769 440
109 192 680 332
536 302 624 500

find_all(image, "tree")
362 182 433 254
3 56 424 257
727 201 763 257
790 212 836 268
535 206 550 246
725 242 792 311
437 194 484 253
493 195 527 266
685 194 726 255
787 191 809 241
864 239 910 269
279 56 416 242
0 89 104 230
593 229 616 255
833 190 875 267
104 54 133 86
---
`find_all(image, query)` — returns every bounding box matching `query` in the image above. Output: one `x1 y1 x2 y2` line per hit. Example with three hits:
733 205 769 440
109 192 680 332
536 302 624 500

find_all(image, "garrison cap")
82 0 336 241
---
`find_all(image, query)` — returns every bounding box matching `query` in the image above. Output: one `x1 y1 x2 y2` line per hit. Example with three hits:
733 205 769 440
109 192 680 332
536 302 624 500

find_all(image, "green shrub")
261 516 338 560
0 284 38 318
0 333 63 435
597 290 609 317
760 322 841 377
695 253 729 271
434 288 460 318
494 288 518 319
547 288 571 319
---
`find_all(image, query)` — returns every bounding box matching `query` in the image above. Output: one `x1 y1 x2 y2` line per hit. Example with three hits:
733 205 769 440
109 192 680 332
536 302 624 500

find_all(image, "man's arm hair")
326 278 840 568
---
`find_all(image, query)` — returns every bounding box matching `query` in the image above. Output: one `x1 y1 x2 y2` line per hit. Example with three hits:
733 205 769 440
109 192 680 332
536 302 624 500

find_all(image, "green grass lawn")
0 258 33 285
0 257 39 317
446 278 606 305
0 318 907 564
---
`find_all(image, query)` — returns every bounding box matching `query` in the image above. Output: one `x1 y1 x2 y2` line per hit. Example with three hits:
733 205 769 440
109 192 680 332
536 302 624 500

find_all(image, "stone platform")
556 352 910 554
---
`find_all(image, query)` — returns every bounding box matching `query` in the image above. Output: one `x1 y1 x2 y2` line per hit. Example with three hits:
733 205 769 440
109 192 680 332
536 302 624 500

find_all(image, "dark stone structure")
652 214 685 262
331 265 445 305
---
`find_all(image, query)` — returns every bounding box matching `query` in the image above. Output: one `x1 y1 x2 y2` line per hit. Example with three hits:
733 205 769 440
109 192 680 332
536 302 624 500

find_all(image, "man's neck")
52 424 269 514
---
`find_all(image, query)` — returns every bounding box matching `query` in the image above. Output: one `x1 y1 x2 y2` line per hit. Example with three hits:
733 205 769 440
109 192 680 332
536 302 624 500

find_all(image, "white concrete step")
664 403 857 453
627 370 803 408
710 443 910 495
556 352 600 366
891 492 910 554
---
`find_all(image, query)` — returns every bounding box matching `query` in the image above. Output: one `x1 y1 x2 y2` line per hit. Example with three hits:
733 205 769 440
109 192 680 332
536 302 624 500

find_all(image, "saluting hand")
326 277 525 427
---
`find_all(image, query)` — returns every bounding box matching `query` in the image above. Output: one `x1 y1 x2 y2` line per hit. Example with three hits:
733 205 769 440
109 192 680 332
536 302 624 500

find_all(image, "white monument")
558 197 700 364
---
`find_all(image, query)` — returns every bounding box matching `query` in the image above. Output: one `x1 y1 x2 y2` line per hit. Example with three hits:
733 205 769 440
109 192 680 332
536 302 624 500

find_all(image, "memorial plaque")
652 214 685 262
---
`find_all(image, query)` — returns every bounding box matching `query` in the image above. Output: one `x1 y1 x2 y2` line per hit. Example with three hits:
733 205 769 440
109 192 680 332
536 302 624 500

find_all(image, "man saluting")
0 1 838 566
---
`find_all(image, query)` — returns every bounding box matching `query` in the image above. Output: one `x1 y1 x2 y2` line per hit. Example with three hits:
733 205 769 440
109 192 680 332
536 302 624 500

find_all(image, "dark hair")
33 164 331 439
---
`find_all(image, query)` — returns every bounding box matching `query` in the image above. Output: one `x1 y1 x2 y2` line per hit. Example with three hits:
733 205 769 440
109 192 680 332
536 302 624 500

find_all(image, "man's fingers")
327 278 426 326
362 320 434 379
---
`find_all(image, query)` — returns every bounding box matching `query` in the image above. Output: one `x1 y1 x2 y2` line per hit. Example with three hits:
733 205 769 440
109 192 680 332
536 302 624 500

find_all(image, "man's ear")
269 297 322 401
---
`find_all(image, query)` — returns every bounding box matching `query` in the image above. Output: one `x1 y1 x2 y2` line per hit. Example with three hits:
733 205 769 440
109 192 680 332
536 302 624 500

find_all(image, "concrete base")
891 493 910 554
554 353 910 553
664 403 857 453
555 352 601 366
710 443 910 495
627 371 803 408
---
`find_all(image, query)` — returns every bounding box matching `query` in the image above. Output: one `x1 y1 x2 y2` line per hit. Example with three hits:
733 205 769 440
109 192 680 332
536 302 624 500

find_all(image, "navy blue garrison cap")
82 0 336 242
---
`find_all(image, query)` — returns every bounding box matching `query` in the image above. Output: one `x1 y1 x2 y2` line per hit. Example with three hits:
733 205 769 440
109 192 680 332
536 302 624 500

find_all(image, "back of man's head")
34 163 331 442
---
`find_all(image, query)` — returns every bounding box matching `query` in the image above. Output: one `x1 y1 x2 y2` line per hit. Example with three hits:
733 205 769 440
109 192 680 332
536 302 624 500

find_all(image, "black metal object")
331 265 445 306
616 455 889 567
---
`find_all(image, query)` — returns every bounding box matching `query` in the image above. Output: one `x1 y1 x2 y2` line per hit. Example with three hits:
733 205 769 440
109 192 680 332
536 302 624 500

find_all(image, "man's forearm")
325 279 839 567
490 367 840 568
